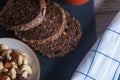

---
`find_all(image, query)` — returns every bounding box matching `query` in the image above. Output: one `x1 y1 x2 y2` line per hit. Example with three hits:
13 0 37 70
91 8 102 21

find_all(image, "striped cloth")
71 11 120 80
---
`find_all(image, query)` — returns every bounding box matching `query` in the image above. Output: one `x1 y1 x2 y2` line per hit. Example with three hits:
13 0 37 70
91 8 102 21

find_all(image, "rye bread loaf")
0 0 46 31
15 2 66 44
16 10 82 58
30 14 82 58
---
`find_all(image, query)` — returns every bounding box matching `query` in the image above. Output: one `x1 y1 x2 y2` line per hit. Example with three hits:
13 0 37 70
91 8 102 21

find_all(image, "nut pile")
0 44 32 80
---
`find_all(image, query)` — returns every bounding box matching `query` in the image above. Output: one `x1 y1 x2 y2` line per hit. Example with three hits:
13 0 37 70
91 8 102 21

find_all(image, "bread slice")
15 2 66 44
28 14 82 58
16 7 82 58
0 0 46 31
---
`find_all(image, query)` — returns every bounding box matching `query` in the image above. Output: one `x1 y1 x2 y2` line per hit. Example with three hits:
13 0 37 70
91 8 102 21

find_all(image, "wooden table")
94 0 120 38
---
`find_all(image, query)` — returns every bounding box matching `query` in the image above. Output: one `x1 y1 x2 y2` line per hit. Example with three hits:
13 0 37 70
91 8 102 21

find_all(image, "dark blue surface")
0 0 96 80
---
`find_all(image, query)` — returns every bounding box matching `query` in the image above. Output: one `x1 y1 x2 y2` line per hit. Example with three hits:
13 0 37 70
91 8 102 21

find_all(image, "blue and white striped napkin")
71 11 120 80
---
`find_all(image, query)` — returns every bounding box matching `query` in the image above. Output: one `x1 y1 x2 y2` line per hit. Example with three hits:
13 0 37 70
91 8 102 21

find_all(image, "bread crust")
16 9 82 58
0 0 46 31
15 2 67 44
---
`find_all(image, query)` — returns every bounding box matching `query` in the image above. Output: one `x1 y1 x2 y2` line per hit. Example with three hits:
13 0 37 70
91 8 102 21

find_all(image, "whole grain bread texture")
15 3 82 58
28 14 82 58
15 2 66 44
0 0 46 31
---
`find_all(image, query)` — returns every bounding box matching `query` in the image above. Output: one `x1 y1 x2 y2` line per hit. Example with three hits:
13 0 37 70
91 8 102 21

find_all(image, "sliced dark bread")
29 14 82 58
0 0 46 31
15 2 66 44
16 11 82 58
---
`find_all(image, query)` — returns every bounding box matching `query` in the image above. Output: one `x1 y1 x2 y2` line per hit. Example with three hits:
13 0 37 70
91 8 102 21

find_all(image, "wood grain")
94 0 120 38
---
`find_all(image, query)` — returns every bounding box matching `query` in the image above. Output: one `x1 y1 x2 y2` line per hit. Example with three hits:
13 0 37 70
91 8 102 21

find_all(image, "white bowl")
0 38 40 80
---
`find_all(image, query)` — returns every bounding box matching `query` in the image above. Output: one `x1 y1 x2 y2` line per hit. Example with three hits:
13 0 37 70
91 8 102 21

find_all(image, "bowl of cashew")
0 38 40 80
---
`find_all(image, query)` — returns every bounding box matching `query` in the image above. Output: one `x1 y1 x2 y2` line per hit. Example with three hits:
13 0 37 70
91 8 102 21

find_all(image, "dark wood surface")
94 0 120 37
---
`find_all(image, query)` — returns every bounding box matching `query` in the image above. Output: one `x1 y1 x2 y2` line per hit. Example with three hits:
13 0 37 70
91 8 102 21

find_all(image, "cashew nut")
10 68 16 79
11 62 17 69
18 55 23 66
23 57 28 65
0 61 4 70
22 71 29 79
21 65 32 74
0 44 8 51
5 76 11 80
2 49 12 57
11 62 15 65
2 68 8 72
